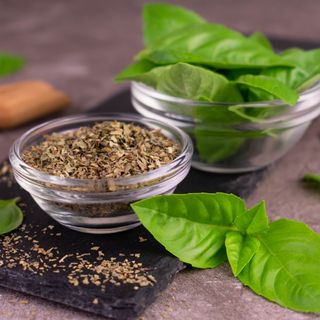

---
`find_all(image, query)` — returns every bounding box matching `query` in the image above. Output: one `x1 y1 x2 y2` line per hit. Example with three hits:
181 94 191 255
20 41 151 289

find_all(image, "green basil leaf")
227 104 286 124
195 128 245 163
248 32 273 50
120 62 243 102
303 173 320 185
260 49 320 89
297 72 320 91
114 60 157 82
143 3 205 47
220 68 261 81
233 201 269 234
282 48 320 72
194 127 277 163
195 107 245 125
235 74 299 105
239 219 320 313
155 63 243 102
260 66 308 90
0 198 24 235
131 193 246 268
225 232 260 276
139 24 293 69
0 53 25 76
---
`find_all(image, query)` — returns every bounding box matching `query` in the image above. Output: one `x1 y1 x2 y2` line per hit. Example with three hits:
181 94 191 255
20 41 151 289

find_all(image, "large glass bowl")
131 81 320 173
9 113 193 234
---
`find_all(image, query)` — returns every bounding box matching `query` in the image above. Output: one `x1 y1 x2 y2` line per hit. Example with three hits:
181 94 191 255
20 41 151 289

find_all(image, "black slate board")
0 37 316 320
0 91 267 320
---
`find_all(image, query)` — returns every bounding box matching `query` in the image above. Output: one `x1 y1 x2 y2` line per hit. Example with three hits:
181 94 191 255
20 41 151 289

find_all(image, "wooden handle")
0 81 70 129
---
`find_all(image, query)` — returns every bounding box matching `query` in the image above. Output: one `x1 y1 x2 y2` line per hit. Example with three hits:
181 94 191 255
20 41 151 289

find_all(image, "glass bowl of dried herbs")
9 113 193 234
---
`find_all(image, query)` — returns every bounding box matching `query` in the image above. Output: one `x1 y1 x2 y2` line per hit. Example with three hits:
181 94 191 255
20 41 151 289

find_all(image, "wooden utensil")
0 81 70 129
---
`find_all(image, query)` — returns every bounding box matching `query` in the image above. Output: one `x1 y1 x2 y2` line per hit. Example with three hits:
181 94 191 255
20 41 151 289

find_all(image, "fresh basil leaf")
195 107 245 125
195 128 245 163
261 49 320 89
233 201 269 234
248 32 273 50
0 53 25 76
227 104 287 125
246 86 282 103
0 198 23 235
282 48 320 72
235 74 299 105
303 173 320 185
194 126 278 163
260 66 308 90
139 24 293 69
220 68 261 81
143 3 205 47
239 219 320 313
297 72 320 91
193 103 276 126
114 60 157 82
155 63 243 102
193 106 274 166
131 193 246 268
120 62 243 102
225 232 260 276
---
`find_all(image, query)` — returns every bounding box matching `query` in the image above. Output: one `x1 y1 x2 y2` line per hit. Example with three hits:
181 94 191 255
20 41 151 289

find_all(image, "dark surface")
0 91 268 320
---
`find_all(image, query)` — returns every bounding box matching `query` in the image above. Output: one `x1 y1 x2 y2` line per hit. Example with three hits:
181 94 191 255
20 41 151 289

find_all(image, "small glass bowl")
9 113 193 234
131 81 320 173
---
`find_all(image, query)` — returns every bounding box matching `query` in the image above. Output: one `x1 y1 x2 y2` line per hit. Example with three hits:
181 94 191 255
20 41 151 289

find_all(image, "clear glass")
131 81 320 173
9 113 193 234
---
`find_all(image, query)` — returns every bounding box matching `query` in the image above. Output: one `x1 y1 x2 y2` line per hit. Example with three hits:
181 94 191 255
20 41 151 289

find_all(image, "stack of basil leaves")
115 3 320 163
116 3 320 103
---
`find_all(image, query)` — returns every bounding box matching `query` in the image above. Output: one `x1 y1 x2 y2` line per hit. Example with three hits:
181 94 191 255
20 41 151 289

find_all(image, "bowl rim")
9 113 193 187
132 80 320 108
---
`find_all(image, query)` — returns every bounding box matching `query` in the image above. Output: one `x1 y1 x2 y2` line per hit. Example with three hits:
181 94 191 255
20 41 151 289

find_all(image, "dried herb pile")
0 161 14 187
22 121 180 179
0 224 156 293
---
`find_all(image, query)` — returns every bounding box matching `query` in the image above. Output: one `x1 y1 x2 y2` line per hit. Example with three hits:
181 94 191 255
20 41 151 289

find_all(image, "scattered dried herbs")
0 224 156 291
0 161 14 187
22 121 180 179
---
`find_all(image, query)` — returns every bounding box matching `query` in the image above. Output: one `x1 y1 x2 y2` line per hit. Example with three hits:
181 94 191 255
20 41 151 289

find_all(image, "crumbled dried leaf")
22 121 180 179
0 224 156 292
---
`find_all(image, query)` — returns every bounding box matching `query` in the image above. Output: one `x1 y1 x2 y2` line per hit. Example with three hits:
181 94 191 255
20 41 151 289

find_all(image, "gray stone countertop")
0 0 320 319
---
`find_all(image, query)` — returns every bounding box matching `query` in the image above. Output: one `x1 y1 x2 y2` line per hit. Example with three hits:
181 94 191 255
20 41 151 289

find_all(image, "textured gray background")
1 0 320 319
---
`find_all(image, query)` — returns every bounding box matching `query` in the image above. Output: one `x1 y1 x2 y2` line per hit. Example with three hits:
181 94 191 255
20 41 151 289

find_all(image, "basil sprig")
0 198 24 235
132 192 320 313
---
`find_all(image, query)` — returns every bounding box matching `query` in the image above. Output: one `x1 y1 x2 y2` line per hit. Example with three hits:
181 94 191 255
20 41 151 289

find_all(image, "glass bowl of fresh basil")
131 80 320 173
115 3 320 173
